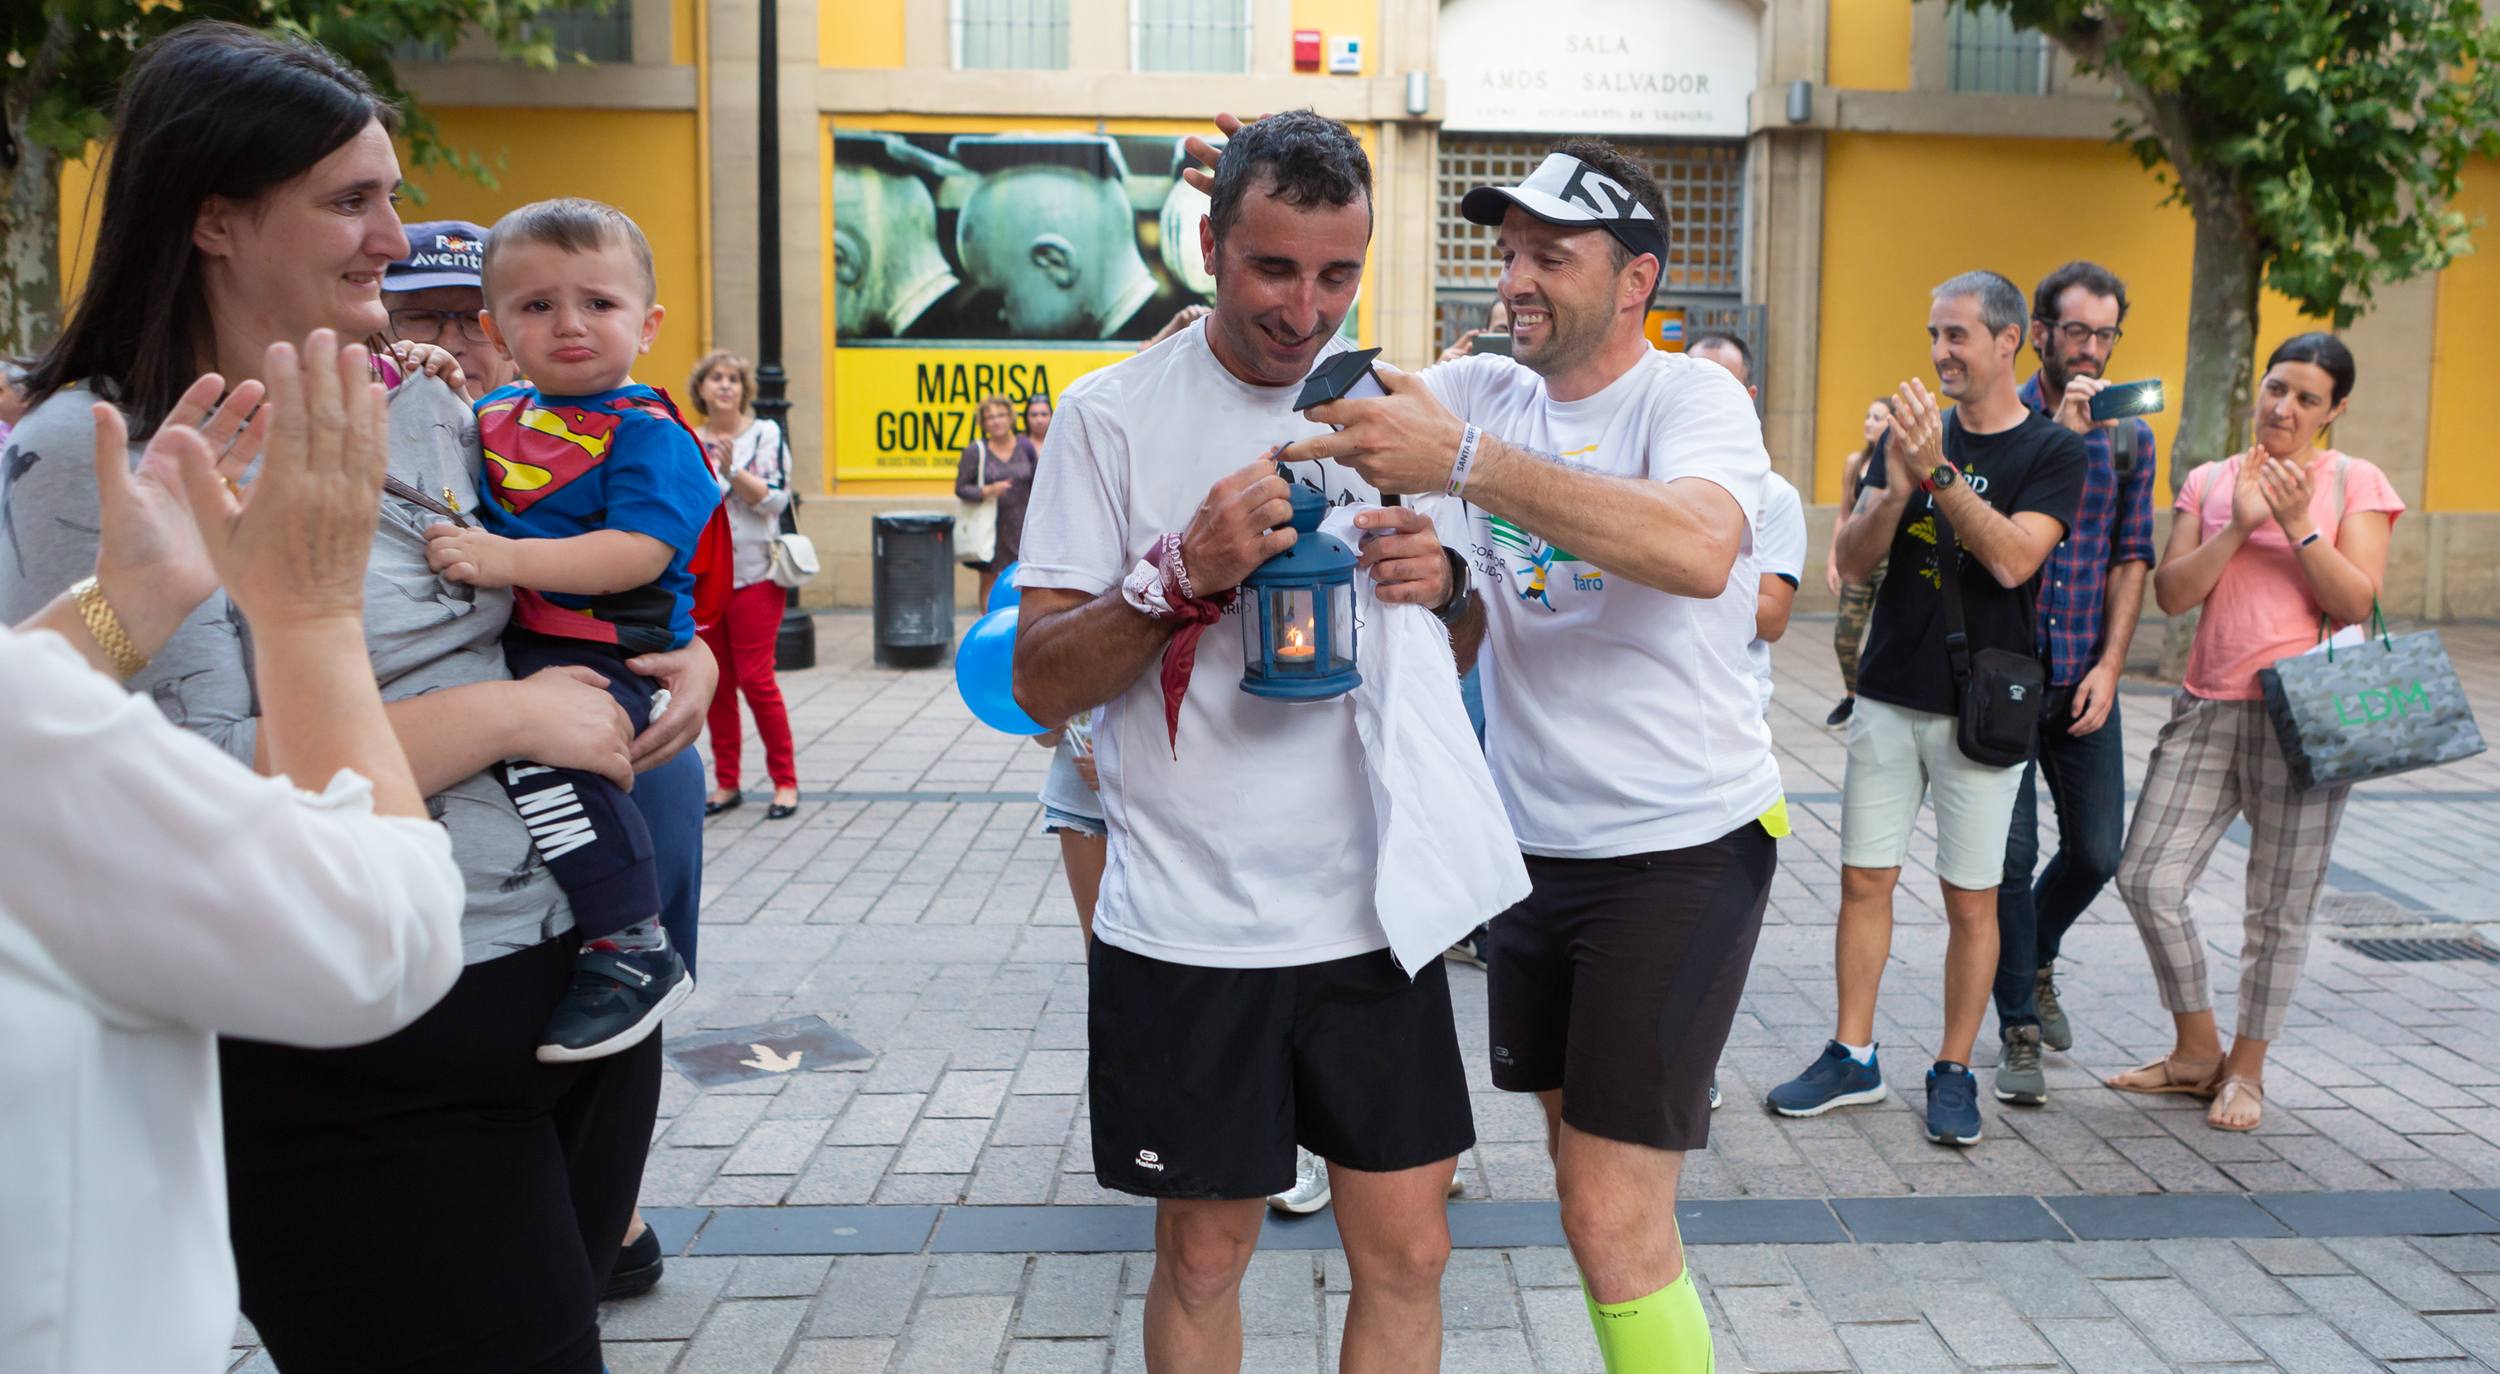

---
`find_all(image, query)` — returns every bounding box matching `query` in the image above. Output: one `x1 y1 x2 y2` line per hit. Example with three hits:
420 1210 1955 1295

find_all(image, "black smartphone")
2088 379 2164 422
1295 347 1387 412
1471 332 1514 358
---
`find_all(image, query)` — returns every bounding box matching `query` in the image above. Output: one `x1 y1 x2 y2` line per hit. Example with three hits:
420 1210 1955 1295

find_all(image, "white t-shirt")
1418 349 1784 858
1016 323 1390 968
1750 472 1809 716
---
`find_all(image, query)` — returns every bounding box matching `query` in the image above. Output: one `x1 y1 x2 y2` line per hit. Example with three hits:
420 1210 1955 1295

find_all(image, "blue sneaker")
1925 1062 1983 1146
1767 1041 1888 1117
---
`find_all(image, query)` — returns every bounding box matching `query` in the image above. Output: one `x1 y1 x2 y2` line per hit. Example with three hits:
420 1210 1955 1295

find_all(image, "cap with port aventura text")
1459 153 1669 268
386 221 489 292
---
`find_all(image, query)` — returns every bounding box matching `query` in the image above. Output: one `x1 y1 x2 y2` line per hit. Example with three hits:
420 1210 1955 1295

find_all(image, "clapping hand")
86 373 272 650
2257 453 2317 538
1886 379 1947 488
174 330 387 628
2227 447 2274 533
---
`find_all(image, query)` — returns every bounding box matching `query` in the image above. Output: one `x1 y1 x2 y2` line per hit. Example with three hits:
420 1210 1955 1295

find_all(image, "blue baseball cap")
386 220 489 291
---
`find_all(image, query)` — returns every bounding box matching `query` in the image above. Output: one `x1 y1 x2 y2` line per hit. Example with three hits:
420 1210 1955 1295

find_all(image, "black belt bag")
1936 505 2045 768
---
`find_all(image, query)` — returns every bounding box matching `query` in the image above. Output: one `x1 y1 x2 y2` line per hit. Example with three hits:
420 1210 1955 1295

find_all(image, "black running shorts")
1087 940 1477 1200
1484 820 1777 1151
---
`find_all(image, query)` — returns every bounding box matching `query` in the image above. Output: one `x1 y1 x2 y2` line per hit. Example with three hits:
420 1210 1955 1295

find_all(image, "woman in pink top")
2108 333 2402 1133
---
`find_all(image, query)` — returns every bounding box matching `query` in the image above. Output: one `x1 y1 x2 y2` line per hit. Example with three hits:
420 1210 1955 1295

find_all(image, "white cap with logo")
1459 153 1669 267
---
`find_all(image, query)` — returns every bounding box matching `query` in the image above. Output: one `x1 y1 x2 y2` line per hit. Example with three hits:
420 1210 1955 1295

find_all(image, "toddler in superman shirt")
425 198 726 1062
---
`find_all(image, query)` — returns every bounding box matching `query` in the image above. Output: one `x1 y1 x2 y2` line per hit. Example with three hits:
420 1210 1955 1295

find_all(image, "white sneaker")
1267 1148 1332 1215
1710 1079 1723 1111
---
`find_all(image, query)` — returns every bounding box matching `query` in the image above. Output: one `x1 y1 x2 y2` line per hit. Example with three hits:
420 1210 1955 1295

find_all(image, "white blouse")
0 627 465 1374
712 418 792 589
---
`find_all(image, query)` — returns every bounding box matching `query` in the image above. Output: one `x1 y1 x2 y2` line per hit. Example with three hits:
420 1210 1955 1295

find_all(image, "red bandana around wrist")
1149 532 1236 757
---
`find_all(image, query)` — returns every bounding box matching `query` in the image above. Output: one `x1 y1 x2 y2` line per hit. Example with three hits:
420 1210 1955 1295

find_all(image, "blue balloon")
955 605 1043 734
986 561 1022 614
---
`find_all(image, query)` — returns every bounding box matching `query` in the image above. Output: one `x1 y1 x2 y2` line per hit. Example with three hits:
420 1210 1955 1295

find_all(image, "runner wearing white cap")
1268 135 1784 1374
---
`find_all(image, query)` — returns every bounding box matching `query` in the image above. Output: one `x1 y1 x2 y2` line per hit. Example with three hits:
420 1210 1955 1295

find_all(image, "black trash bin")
872 511 955 668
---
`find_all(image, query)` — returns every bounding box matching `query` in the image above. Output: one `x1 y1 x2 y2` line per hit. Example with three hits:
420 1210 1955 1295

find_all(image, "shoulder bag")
758 421 818 588
1935 501 2046 767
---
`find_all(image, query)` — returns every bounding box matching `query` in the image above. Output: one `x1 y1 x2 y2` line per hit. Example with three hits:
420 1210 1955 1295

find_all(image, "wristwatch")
1919 460 1961 495
1431 548 1474 625
70 575 149 680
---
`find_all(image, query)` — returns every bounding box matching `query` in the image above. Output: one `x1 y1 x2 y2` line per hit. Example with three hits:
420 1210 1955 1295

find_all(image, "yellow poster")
822 114 1376 484
832 346 1130 481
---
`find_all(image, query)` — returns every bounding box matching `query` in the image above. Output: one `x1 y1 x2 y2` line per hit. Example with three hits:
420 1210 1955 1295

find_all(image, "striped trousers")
2114 692 2352 1041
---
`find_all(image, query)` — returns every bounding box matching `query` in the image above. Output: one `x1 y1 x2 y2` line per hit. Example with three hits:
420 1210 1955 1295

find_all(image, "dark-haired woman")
0 23 714 1370
2107 333 2402 1134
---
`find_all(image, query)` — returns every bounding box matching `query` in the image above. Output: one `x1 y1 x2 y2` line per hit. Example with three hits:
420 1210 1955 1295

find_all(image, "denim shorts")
1042 803 1106 838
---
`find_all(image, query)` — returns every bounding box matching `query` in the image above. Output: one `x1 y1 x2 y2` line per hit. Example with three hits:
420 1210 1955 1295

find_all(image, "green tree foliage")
1962 0 2500 478
2 1 599 359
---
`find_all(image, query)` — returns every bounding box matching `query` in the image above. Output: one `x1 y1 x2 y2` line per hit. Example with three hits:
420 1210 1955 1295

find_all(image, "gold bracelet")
69 576 149 680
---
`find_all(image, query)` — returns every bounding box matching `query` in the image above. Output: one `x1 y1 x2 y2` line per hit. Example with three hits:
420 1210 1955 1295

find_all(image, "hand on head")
1179 112 1256 199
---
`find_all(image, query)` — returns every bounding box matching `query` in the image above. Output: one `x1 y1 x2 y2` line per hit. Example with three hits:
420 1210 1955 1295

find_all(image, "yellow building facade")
113 0 2490 614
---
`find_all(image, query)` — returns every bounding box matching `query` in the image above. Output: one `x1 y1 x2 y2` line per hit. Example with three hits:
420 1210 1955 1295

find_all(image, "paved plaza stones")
232 615 2500 1371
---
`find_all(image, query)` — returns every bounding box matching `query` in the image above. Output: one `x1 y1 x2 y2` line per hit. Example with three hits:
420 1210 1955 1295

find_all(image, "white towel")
1322 506 1531 976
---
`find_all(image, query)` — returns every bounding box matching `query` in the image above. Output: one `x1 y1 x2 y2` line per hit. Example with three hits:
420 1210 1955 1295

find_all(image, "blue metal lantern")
1240 477 1360 701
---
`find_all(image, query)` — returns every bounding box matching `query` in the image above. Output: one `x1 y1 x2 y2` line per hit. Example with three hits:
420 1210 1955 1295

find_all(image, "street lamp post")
757 0 816 671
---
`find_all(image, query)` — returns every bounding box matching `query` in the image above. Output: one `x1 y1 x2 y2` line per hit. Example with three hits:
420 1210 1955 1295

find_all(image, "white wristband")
1121 559 1177 619
1447 424 1483 497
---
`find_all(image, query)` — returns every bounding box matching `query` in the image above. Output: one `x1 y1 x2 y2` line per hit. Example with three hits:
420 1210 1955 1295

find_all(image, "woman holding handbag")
2108 333 2402 1133
692 351 801 820
955 393 1037 609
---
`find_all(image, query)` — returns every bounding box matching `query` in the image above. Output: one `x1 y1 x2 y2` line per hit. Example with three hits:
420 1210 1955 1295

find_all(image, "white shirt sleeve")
0 627 464 1045
1013 390 1130 597
1647 358 1769 528
1756 474 1809 584
1415 353 1501 422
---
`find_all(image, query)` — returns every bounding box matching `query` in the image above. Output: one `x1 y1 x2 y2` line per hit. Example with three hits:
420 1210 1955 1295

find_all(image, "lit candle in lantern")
1240 469 1360 701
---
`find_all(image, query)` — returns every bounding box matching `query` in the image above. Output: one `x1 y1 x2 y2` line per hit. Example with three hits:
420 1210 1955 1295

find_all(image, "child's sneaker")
538 943 693 1063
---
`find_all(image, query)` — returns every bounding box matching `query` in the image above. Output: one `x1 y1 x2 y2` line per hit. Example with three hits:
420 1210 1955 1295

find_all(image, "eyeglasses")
389 308 488 344
2050 321 2123 347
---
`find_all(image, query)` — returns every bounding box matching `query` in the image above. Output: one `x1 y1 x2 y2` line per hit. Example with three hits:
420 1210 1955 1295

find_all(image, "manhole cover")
2336 936 2500 964
2317 893 2417 926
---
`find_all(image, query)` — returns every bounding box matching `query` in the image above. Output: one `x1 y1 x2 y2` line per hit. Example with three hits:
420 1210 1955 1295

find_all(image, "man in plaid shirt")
1993 261 2159 1107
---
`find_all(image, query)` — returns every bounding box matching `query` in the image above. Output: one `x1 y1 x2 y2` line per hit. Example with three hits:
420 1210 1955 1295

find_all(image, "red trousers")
699 580 797 792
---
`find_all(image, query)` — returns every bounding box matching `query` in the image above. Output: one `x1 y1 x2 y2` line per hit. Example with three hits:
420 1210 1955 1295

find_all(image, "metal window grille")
390 2 632 63
540 5 634 62
1948 7 2053 95
1434 137 1745 295
955 0 1071 70
1133 0 1251 73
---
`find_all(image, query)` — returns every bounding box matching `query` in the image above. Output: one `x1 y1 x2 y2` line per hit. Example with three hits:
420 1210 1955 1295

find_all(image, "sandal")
2105 1056 2220 1098
2207 1076 2264 1133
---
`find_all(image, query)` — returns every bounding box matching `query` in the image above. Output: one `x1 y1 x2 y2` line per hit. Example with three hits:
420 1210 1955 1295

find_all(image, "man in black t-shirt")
1767 270 2085 1149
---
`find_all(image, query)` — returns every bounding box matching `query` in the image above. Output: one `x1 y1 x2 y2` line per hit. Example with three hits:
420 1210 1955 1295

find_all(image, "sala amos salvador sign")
1438 0 1758 138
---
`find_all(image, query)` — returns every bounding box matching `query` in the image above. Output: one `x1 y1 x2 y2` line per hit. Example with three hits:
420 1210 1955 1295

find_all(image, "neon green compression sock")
1583 1284 1611 1364
1587 1267 1713 1373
